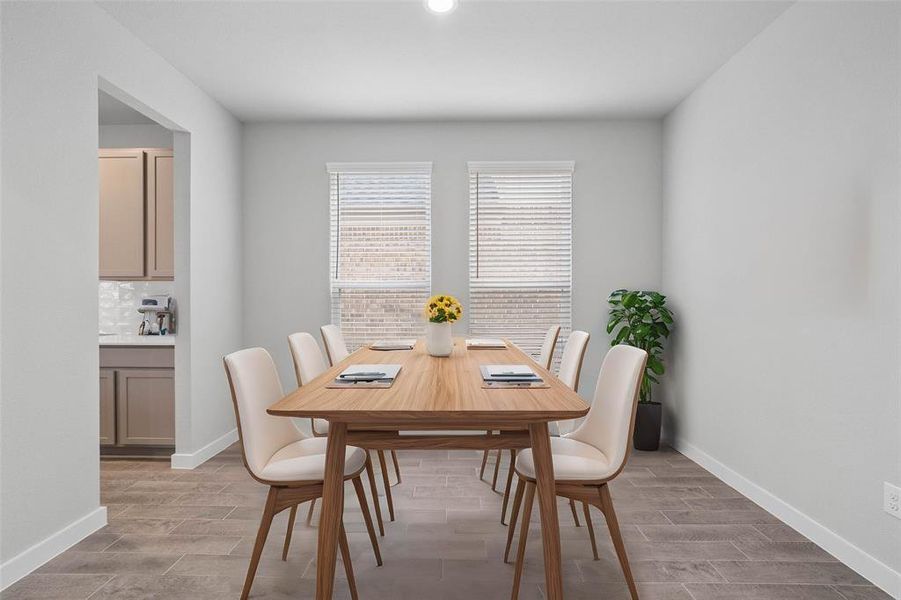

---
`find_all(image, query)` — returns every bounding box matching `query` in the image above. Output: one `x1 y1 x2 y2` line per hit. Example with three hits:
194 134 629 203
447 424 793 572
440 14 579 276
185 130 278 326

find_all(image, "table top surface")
268 338 589 424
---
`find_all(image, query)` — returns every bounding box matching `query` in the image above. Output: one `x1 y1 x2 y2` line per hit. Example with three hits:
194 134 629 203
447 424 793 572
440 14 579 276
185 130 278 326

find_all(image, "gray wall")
243 120 662 405
99 123 173 149
1 1 242 575
663 1 901 590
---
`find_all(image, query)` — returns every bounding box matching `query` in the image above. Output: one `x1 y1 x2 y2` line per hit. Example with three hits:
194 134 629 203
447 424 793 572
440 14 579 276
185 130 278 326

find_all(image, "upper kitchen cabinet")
99 149 174 280
99 150 145 278
146 150 174 278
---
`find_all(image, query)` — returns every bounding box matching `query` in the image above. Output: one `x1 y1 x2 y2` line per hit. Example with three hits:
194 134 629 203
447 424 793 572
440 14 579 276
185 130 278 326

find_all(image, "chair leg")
582 501 599 560
504 476 525 563
364 452 385 536
352 475 382 566
569 498 581 527
490 446 503 492
241 487 278 600
500 449 517 524
377 450 395 521
390 450 402 485
599 484 638 600
305 497 317 525
479 431 493 480
511 481 536 600
338 521 359 600
281 504 298 561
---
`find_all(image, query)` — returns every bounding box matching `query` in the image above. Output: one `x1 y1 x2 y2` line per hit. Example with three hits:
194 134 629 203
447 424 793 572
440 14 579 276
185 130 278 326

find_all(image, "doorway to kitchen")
96 82 188 465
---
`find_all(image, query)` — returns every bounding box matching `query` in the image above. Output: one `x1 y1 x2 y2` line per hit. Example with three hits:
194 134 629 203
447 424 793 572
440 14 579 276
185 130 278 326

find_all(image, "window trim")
468 160 574 174
327 161 432 174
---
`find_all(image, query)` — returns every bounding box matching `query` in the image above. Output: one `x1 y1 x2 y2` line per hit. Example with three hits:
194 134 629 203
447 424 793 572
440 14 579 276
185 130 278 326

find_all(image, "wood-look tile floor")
2 444 891 600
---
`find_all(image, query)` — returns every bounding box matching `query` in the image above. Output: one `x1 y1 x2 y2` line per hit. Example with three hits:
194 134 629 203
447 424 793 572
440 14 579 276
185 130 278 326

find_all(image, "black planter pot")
633 402 662 451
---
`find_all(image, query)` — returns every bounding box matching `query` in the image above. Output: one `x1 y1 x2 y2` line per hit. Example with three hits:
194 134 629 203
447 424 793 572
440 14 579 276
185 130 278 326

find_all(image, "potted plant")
607 289 673 451
424 294 462 357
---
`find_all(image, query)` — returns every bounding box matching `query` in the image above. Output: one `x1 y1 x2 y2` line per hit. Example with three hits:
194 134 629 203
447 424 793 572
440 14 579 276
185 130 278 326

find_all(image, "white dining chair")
320 324 350 365
223 347 382 600
318 324 402 520
288 331 332 438
287 331 386 533
480 325 562 491
556 330 590 392
498 331 591 526
504 344 647 600
537 325 562 371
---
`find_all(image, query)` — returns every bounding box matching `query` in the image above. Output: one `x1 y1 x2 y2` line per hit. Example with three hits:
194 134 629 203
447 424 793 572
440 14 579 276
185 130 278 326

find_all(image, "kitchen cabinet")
99 369 117 446
146 150 174 278
99 150 145 278
99 149 174 281
116 369 175 446
100 346 174 448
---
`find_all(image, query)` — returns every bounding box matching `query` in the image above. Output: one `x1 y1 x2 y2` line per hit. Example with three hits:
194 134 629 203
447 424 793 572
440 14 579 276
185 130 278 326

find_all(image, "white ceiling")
98 89 160 125
98 0 790 122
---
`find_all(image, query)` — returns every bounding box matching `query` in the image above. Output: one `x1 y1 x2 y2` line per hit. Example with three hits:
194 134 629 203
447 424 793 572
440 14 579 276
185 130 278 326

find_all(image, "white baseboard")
673 438 901 599
171 428 238 470
0 506 107 591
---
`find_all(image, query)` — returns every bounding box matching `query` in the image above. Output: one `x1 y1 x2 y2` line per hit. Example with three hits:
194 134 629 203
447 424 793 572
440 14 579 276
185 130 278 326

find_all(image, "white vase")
426 321 453 357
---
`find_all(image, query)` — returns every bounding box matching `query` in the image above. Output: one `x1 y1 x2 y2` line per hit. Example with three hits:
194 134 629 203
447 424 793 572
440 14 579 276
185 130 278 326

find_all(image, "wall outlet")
885 482 901 520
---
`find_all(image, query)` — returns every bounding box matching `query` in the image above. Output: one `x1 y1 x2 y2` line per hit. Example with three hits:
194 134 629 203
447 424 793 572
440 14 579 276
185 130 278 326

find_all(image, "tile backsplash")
99 280 174 335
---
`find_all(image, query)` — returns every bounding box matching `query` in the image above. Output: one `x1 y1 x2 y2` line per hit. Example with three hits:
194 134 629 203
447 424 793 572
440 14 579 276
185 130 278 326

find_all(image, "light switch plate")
885 482 901 520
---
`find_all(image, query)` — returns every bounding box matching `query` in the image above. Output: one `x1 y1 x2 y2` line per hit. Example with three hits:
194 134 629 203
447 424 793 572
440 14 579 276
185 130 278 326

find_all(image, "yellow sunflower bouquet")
425 294 463 323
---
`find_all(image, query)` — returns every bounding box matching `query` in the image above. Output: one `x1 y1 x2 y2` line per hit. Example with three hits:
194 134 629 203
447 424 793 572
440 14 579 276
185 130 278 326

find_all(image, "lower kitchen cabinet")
99 369 117 446
116 369 175 446
100 346 175 448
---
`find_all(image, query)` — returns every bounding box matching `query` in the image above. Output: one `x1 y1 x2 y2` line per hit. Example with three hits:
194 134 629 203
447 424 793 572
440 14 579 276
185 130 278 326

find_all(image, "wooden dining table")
267 337 589 599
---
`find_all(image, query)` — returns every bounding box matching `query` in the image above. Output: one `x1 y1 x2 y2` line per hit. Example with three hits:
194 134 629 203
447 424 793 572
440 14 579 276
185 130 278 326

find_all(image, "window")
328 162 432 351
468 161 574 367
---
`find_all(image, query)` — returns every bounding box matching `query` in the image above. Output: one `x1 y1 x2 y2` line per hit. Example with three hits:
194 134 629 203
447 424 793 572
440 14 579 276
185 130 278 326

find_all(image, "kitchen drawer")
100 346 174 369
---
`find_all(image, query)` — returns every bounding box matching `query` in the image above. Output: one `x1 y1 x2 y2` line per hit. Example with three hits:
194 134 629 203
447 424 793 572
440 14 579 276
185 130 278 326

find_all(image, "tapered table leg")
316 422 347 600
528 422 563 600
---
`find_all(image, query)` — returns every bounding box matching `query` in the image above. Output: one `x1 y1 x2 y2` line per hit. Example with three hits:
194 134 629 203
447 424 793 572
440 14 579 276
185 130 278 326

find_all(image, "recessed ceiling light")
425 0 458 15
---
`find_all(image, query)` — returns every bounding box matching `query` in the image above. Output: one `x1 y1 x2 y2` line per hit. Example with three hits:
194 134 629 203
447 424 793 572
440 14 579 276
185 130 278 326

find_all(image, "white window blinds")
328 162 432 351
468 161 574 367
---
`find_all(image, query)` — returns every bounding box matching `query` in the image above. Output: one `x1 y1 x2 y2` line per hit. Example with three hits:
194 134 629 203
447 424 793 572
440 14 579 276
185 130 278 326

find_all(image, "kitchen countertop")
99 334 175 347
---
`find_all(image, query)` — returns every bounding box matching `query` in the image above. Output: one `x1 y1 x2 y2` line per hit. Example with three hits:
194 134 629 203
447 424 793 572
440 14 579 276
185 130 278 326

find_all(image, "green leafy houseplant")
607 290 673 404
